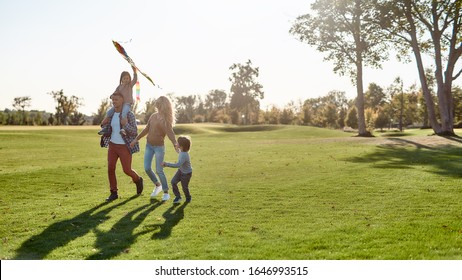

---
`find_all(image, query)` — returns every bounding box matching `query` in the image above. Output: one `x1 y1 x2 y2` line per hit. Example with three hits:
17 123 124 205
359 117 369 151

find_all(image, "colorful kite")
112 40 160 89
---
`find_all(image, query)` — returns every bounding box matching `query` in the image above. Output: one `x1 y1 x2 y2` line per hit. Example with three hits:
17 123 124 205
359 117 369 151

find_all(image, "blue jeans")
144 143 168 192
106 103 131 119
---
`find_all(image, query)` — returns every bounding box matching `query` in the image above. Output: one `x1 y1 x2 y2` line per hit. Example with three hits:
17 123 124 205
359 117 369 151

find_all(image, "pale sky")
0 0 453 115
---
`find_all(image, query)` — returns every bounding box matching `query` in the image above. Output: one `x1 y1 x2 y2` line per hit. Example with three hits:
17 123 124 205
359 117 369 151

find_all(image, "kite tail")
135 81 141 103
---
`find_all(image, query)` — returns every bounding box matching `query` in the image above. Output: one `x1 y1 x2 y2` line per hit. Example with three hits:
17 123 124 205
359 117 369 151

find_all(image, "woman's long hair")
155 96 176 127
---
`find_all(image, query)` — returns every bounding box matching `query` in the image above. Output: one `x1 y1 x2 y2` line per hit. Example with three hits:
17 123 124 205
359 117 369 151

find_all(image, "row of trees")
4 80 462 131
116 81 461 132
290 0 462 136
1 90 87 126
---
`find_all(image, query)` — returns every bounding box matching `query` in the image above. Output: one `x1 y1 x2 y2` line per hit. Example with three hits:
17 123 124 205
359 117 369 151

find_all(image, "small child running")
162 136 193 203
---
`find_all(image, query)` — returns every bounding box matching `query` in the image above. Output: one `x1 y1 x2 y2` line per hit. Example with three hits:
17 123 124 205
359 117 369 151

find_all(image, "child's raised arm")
131 66 138 86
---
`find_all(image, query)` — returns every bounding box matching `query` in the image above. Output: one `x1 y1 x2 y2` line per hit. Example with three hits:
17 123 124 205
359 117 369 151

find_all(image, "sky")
0 0 455 115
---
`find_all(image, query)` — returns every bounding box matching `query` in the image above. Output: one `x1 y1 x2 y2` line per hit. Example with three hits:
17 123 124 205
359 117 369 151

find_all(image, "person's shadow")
86 201 162 259
14 196 138 259
151 202 189 240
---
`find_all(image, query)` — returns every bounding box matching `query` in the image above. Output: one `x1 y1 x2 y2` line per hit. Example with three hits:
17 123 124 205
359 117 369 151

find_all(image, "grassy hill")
1 124 461 259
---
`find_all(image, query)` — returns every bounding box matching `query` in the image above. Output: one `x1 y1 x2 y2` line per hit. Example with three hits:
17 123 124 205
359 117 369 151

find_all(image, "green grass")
1 124 462 260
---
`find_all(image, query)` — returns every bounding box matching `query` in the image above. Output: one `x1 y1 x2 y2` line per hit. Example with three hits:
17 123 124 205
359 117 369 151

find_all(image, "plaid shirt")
100 111 140 154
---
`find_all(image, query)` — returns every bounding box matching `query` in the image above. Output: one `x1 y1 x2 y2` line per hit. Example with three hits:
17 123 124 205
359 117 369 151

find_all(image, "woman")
131 96 179 201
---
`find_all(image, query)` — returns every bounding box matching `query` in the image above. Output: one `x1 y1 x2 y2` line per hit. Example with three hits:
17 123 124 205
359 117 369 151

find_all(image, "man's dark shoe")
136 177 144 195
106 191 118 202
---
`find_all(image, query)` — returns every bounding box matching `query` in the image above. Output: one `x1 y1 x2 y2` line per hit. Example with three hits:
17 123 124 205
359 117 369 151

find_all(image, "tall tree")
374 0 462 135
290 0 388 136
47 90 83 125
12 96 31 125
229 60 264 125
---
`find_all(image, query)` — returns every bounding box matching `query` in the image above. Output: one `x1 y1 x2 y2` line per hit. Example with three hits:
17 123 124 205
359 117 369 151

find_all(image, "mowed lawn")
0 124 461 260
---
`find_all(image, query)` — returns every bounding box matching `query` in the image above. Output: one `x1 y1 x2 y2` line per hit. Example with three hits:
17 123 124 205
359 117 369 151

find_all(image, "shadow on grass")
148 202 189 240
346 138 462 178
14 195 138 260
86 200 162 260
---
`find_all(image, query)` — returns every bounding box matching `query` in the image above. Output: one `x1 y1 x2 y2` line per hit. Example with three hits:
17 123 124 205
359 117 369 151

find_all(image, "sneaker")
135 177 144 195
173 196 182 204
162 193 170 201
150 185 162 197
185 196 192 203
120 128 127 136
98 126 109 135
106 191 118 202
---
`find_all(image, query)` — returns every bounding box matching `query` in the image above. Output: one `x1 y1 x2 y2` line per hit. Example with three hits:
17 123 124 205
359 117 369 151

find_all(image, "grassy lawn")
0 124 461 260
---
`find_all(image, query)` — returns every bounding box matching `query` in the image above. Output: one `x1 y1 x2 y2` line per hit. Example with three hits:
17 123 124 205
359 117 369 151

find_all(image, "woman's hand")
174 143 180 153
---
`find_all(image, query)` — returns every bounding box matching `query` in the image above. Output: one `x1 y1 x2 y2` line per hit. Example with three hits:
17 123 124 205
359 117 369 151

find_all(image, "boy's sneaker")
120 128 127 136
173 196 182 204
150 185 162 197
135 177 144 195
162 193 170 201
185 196 192 203
98 126 110 135
106 191 118 202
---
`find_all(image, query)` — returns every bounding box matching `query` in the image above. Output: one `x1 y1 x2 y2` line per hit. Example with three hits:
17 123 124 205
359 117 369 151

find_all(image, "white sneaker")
150 185 162 197
162 193 170 201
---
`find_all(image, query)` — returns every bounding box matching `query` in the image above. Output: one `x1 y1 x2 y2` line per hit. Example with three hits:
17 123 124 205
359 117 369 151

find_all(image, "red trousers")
108 142 140 192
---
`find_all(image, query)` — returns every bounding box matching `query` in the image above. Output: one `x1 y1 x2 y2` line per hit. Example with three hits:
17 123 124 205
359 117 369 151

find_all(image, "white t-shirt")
110 112 125 144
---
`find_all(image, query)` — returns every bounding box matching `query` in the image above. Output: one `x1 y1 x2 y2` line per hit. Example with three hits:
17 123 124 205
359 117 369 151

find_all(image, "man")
100 91 143 201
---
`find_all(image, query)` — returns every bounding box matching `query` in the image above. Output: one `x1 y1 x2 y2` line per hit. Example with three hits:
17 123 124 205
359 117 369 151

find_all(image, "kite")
112 40 160 89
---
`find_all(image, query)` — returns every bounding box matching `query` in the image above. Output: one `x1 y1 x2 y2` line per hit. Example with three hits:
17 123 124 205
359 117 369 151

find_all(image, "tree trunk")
354 0 370 137
356 62 369 136
404 1 441 133
432 13 454 135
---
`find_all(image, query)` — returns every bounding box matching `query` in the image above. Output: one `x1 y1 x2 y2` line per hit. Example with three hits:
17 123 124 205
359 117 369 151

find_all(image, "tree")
453 86 462 125
390 77 405 131
93 98 111 125
229 59 264 125
205 89 228 122
364 83 387 111
280 107 295 125
143 98 157 124
374 0 462 135
47 90 83 125
290 0 388 136
345 106 359 129
176 95 197 123
12 96 31 125
264 106 281 124
303 91 348 128
375 108 389 131
69 111 86 125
